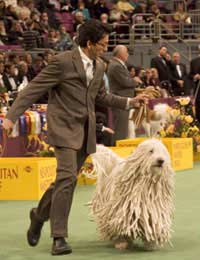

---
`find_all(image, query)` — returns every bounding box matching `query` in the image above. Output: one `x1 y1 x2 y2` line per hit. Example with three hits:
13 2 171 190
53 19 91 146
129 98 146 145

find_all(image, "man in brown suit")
2 19 147 255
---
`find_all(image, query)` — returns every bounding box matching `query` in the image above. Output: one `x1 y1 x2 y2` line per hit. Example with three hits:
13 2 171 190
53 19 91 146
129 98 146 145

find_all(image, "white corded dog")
89 139 174 251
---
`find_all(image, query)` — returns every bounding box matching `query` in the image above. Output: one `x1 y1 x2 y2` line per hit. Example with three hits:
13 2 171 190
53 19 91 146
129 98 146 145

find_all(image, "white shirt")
176 64 182 78
78 47 131 108
78 46 94 86
8 76 17 91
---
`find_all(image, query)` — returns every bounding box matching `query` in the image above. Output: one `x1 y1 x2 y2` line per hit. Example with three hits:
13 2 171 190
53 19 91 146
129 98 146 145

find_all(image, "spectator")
150 46 172 89
74 0 91 20
22 19 41 50
56 24 73 51
107 45 137 143
93 0 110 19
2 62 20 92
170 52 188 96
8 20 24 45
0 20 8 44
73 11 85 32
15 0 31 20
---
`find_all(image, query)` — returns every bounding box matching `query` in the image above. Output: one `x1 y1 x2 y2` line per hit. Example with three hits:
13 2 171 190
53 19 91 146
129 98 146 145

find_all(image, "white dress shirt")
176 64 182 78
79 46 94 86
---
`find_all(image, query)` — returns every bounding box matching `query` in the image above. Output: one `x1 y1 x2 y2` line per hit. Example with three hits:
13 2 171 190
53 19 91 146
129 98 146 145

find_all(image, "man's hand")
102 126 114 134
129 94 149 108
2 118 14 135
177 80 184 87
194 74 200 81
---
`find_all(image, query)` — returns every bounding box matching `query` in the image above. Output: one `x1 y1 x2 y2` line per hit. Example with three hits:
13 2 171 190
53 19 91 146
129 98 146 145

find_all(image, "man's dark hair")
78 19 112 47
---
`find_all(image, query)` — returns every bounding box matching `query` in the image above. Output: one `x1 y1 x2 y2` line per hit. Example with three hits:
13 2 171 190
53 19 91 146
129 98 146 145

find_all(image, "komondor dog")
89 139 174 251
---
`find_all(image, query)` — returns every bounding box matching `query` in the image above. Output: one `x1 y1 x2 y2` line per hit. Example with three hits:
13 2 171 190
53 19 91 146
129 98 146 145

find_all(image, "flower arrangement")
158 97 200 152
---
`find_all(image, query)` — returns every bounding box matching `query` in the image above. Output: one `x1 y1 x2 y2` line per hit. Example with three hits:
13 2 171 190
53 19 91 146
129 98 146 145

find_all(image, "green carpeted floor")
0 163 200 260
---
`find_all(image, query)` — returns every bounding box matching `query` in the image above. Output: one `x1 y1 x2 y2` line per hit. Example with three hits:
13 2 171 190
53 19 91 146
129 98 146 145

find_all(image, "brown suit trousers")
36 139 88 237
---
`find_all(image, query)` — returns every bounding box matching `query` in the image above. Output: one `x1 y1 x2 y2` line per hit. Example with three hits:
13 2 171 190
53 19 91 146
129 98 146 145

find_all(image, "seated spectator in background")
17 60 29 91
109 4 124 22
22 19 41 50
32 55 44 75
73 11 85 32
5 4 19 30
173 2 191 24
8 20 23 45
0 0 6 19
75 0 91 20
56 24 73 51
0 20 8 44
23 53 36 80
15 0 31 20
0 61 5 92
42 49 55 67
45 28 60 50
93 0 110 19
30 11 44 34
117 0 134 13
2 62 20 92
173 2 192 38
40 12 51 34
150 67 161 87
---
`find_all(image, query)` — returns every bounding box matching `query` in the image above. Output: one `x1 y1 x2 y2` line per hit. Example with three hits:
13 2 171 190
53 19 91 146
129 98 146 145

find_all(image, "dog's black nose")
157 159 164 166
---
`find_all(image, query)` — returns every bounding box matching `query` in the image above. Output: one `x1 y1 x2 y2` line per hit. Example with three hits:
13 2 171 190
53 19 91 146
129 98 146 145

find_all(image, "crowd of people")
0 0 198 50
0 43 200 145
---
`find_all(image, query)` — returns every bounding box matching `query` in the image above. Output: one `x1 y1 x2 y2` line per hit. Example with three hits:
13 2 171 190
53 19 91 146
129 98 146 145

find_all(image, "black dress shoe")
27 208 44 247
51 238 72 255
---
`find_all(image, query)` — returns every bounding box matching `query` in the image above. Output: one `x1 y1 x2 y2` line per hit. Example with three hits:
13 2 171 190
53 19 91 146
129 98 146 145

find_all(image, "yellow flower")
181 132 187 138
166 124 175 134
170 108 180 118
159 129 166 137
176 97 190 106
184 115 193 124
49 147 54 152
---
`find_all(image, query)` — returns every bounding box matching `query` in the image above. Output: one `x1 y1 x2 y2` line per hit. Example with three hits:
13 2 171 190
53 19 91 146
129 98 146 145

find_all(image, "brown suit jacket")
6 48 128 153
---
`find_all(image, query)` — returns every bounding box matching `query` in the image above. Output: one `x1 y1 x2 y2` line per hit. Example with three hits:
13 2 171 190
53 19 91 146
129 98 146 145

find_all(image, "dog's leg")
143 240 158 251
142 121 151 137
114 240 129 250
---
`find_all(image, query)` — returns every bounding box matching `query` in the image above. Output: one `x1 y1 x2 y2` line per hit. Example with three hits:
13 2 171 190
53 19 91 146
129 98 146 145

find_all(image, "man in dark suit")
190 54 200 124
107 45 137 143
2 19 147 255
2 63 20 92
170 52 188 96
150 46 172 93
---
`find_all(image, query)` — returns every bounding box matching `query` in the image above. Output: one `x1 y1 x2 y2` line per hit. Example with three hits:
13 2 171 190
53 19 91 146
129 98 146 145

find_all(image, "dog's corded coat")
89 139 174 247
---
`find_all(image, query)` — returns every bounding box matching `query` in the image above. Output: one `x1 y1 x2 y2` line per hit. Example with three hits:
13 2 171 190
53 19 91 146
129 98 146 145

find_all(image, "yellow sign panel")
0 158 56 200
116 138 193 171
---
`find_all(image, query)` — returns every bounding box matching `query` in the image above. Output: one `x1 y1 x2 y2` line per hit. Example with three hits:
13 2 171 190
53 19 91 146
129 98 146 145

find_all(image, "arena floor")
0 163 200 260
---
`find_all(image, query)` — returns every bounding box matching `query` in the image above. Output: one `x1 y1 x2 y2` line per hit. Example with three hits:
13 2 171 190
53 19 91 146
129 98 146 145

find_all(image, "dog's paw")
143 241 158 251
114 241 129 250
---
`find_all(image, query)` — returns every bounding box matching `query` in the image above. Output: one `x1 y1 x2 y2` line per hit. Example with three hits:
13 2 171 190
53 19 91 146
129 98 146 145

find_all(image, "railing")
131 12 200 42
